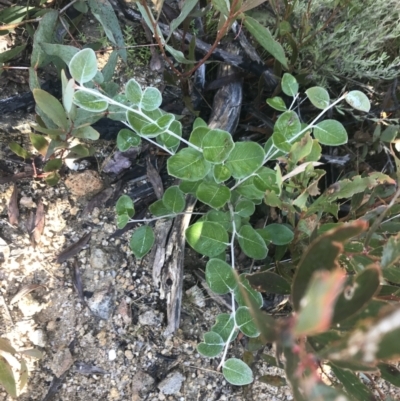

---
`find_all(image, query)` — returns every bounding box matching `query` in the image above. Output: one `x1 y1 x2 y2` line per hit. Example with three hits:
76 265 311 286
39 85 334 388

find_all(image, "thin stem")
382 212 400 225
288 93 299 111
76 85 203 153
0 17 41 31
364 186 400 248
129 212 205 223
217 203 238 371
231 93 349 192
122 122 174 156
264 93 348 162
59 0 79 15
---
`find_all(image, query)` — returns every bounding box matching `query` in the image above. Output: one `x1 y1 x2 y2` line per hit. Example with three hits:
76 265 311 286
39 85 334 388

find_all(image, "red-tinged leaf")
8 184 19 226
378 363 400 387
330 363 377 401
294 269 346 336
246 271 291 294
331 264 381 325
381 232 400 269
292 221 368 311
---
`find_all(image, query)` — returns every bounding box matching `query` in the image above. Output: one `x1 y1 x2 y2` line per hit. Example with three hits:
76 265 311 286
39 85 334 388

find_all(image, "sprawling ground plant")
19 47 398 400
5 1 400 398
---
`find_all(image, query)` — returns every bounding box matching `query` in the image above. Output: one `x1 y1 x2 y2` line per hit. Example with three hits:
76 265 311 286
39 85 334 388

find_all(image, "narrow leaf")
33 89 68 130
243 16 288 69
0 358 17 398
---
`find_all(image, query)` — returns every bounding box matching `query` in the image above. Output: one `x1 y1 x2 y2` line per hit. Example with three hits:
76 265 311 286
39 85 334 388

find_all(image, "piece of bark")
10 284 47 305
56 232 91 264
82 187 113 216
146 156 164 199
72 259 85 305
8 184 19 226
161 196 196 337
148 43 244 335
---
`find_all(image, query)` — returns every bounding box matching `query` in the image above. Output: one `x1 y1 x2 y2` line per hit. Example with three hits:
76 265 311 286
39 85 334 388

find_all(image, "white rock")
108 349 117 361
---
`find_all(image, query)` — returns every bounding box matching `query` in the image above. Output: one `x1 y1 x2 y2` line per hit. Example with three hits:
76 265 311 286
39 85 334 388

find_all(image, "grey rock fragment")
158 371 185 395
139 310 161 326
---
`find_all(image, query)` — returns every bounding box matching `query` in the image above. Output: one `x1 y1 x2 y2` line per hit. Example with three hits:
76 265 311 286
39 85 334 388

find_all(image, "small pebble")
108 349 117 361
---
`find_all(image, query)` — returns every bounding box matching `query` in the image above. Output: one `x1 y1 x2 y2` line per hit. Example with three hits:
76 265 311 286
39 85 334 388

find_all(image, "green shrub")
289 0 400 84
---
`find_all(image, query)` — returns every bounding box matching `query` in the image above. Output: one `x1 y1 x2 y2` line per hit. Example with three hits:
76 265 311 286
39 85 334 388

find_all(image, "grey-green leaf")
237 225 268 260
234 274 263 308
197 332 224 358
125 78 142 106
281 73 298 97
211 313 237 342
167 148 211 181
205 259 236 295
196 182 231 209
117 129 141 151
345 90 370 112
69 48 98 84
73 126 100 140
235 200 255 217
116 194 134 217
87 0 127 62
202 129 234 164
267 96 287 111
222 358 254 386
274 110 301 142
141 87 162 111
306 87 330 109
225 142 265 179
162 186 186 213
235 306 260 338
257 224 294 245
73 90 108 112
130 226 155 259
41 43 79 65
186 222 228 257
313 120 348 146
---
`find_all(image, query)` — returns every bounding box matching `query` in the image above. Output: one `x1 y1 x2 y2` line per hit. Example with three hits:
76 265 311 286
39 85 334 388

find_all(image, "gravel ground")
0 112 295 401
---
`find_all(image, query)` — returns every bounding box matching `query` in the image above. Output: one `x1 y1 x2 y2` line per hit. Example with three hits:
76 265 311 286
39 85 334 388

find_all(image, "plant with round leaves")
26 44 400 397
